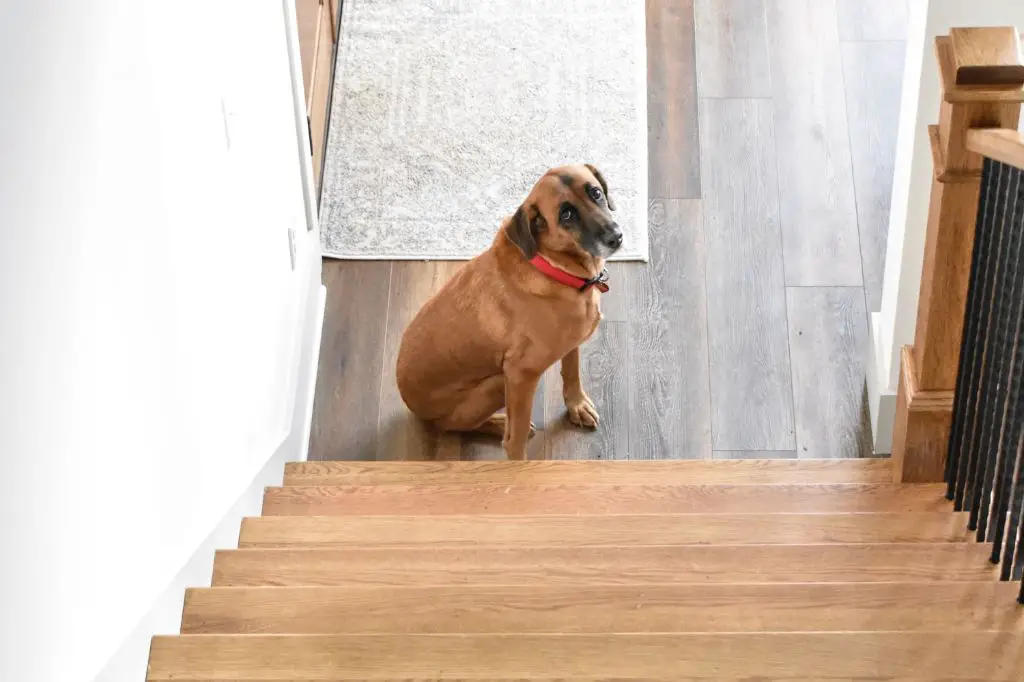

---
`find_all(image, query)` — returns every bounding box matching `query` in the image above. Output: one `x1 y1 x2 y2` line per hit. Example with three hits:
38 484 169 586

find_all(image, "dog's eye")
560 206 577 223
589 186 604 202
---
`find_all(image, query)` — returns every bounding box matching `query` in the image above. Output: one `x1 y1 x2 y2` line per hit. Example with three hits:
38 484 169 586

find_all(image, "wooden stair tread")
240 512 973 547
262 483 948 515
150 457 1022 679
284 458 894 486
147 632 1024 680
212 543 996 587
181 582 1024 634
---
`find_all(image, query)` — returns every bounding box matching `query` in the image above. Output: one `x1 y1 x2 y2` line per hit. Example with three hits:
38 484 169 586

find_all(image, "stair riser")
181 583 1024 634
283 459 895 486
212 544 997 587
239 513 973 547
146 632 1024 680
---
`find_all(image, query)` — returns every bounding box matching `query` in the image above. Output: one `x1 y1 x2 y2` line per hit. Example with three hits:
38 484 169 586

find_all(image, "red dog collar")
529 255 610 293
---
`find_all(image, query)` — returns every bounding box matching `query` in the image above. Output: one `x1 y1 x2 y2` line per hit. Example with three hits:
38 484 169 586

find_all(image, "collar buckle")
579 268 610 293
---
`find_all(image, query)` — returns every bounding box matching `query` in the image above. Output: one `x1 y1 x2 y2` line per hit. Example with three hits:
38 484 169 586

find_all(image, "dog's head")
506 164 622 261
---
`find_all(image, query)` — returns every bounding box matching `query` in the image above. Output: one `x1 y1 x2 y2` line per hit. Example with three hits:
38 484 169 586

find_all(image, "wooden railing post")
892 27 1024 483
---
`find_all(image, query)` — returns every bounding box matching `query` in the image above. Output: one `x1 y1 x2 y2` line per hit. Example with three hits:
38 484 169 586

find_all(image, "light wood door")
294 0 318 100
307 0 334 190
294 0 336 192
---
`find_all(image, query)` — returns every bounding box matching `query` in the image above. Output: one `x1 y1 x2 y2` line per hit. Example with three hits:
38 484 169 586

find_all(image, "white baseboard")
299 284 327 463
867 311 898 455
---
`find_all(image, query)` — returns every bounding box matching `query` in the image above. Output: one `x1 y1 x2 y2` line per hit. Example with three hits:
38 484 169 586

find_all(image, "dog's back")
395 245 512 421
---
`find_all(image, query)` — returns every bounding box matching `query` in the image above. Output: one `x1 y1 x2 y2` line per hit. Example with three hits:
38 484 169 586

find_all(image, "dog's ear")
507 203 544 258
585 163 616 211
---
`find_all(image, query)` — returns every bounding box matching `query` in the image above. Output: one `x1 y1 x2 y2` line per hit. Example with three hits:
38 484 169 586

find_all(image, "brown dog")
396 164 622 459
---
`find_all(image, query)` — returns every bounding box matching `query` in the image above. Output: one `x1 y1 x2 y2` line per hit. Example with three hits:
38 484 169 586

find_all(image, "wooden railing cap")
966 128 1024 172
938 28 1024 102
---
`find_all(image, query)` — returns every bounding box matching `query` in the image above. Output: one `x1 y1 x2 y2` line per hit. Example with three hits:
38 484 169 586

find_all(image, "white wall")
0 2 323 680
867 0 1024 453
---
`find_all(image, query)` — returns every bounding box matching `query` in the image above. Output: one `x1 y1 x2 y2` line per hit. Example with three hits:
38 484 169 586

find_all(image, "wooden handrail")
891 27 1024 483
966 128 1024 171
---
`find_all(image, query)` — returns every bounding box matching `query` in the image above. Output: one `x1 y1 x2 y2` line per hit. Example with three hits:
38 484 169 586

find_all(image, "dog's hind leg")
473 413 537 438
433 375 505 433
433 375 536 439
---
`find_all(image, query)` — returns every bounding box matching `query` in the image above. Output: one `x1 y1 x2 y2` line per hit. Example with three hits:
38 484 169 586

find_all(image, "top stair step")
284 458 893 486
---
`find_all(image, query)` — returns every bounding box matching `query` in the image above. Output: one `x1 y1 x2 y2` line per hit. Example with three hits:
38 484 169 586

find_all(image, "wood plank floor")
309 0 904 461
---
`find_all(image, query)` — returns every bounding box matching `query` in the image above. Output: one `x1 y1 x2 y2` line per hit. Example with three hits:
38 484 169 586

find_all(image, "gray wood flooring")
309 0 904 461
627 198 712 459
842 39 906 310
786 286 871 459
767 0 863 287
694 0 772 99
700 97 794 452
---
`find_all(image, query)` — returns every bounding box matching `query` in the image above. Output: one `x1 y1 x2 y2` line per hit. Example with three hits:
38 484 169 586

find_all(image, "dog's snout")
603 227 623 251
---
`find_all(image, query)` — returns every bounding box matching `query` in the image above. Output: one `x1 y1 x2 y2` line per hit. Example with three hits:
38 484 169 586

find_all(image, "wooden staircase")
147 459 1024 680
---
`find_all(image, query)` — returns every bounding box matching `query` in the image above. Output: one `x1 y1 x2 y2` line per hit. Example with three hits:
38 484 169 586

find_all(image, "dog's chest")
564 296 603 345
512 298 602 373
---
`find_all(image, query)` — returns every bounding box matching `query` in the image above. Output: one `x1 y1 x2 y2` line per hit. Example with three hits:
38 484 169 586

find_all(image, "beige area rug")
319 0 648 261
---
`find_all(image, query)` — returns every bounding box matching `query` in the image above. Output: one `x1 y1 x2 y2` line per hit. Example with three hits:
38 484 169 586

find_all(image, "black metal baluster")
953 165 997 502
948 160 997 497
994 164 1024 584
1010 332 1024 592
996 294 1024 577
975 165 1020 539
1013 452 1024 598
1001 430 1024 581
1019 552 1024 603
936 148 1024 602
961 162 1004 521
985 166 1024 552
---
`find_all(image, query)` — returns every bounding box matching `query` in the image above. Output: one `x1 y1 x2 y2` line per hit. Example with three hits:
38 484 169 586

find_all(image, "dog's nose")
604 229 623 251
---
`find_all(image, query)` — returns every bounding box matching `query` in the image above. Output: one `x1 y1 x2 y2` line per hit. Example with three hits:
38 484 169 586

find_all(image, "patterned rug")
319 0 648 260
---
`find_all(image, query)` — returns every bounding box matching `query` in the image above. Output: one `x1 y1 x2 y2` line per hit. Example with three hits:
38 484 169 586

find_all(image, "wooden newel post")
892 27 1024 482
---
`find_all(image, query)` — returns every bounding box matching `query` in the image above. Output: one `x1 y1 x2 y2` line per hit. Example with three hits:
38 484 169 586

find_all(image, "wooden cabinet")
295 0 338 195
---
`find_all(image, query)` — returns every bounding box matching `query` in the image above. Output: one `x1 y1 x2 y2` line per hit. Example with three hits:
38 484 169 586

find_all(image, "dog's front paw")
566 395 600 429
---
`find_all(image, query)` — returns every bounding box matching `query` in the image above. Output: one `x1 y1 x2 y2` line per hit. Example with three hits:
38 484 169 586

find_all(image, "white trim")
867 311 898 454
300 284 328 461
633 0 649 265
866 2 927 456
